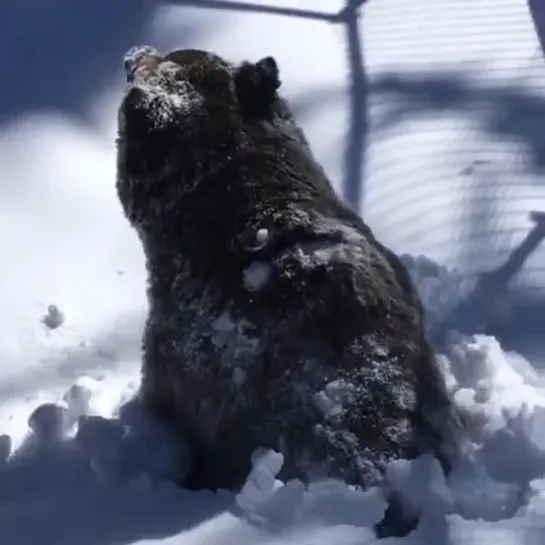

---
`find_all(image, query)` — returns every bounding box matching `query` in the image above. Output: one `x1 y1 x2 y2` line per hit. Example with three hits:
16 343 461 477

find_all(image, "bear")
115 45 464 536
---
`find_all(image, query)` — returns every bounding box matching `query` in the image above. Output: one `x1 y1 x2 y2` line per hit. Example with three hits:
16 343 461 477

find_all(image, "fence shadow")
371 67 545 364
337 1 369 211
165 0 336 21
0 1 205 126
372 70 545 175
529 0 545 58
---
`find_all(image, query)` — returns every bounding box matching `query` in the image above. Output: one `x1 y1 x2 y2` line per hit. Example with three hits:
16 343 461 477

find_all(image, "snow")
313 379 350 420
3 0 545 544
255 228 270 248
243 261 272 291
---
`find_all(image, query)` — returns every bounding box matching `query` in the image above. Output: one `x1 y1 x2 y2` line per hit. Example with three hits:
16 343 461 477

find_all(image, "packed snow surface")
2 0 545 544
4 265 545 545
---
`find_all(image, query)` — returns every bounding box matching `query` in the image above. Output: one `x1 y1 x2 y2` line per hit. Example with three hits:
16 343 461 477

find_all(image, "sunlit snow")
2 0 545 544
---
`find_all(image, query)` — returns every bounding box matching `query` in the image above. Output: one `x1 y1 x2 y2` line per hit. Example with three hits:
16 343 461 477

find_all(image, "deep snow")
3 0 545 544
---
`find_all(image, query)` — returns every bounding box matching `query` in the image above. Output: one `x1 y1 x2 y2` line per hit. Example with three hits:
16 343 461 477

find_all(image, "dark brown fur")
115 46 463 536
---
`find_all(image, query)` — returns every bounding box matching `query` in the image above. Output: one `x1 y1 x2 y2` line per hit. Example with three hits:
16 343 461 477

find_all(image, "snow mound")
1 376 189 493
2 259 545 544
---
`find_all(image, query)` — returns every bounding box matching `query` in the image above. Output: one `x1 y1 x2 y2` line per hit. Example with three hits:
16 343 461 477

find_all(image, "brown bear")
115 46 464 536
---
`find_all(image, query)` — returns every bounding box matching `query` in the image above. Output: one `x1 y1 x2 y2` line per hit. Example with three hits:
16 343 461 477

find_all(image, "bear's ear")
234 55 281 120
254 56 281 92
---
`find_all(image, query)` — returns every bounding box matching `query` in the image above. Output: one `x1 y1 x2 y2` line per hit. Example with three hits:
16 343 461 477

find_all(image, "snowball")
41 304 64 329
240 226 270 252
243 261 271 291
255 228 269 246
236 449 284 511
